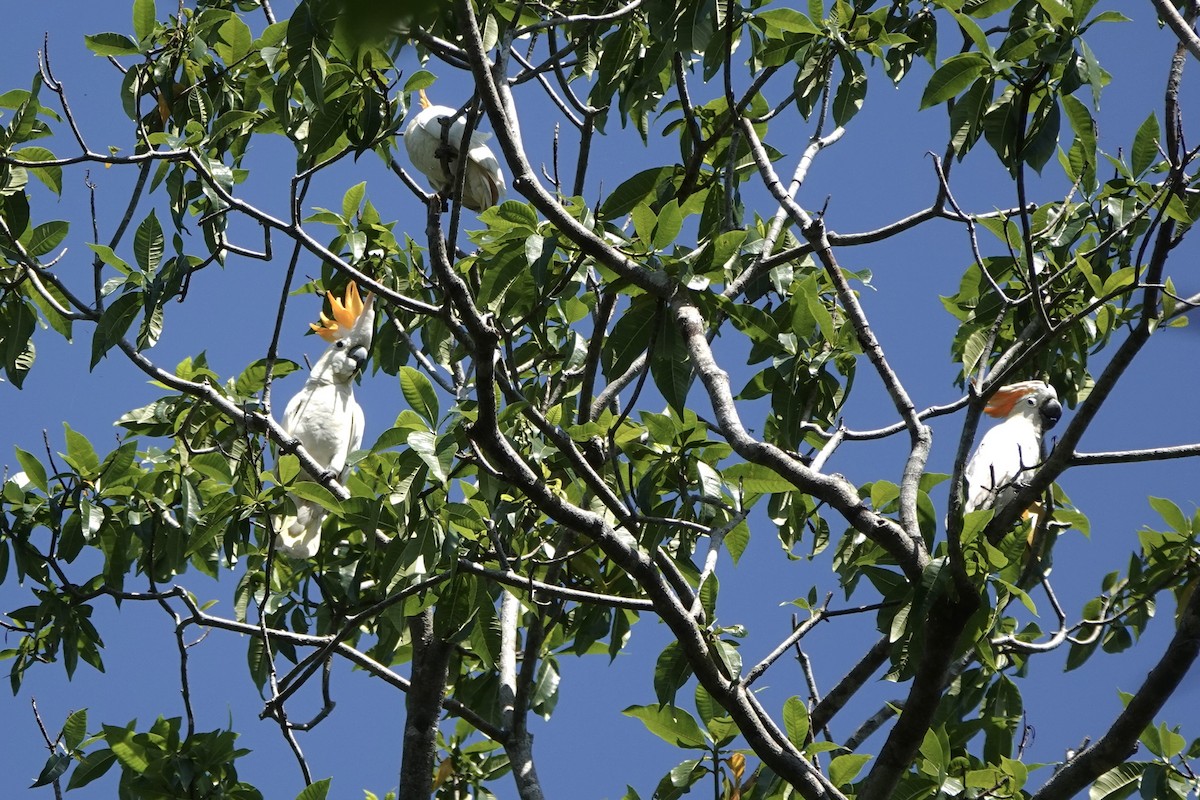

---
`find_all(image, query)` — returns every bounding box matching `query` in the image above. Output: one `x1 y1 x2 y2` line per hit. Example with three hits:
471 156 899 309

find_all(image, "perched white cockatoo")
404 89 505 212
963 380 1063 517
274 281 375 558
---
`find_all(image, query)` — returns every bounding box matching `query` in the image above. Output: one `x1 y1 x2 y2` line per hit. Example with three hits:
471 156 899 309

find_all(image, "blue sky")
3 2 1200 798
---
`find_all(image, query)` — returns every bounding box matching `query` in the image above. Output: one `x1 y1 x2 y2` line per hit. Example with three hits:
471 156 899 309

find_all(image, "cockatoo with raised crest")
274 281 375 558
404 89 505 212
963 380 1063 518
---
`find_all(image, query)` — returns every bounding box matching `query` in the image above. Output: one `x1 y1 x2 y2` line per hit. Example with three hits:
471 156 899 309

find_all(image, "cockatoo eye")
1025 397 1036 405
335 341 345 349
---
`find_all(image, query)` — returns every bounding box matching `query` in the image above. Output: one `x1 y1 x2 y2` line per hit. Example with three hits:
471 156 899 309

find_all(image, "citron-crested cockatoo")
963 380 1063 517
404 89 505 212
274 281 375 558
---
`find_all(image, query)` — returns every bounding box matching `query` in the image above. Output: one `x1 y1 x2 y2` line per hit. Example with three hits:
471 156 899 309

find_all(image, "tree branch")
1031 580 1200 800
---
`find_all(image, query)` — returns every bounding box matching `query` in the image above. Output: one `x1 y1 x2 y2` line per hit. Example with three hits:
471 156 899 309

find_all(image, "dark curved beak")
1041 398 1063 430
349 345 370 371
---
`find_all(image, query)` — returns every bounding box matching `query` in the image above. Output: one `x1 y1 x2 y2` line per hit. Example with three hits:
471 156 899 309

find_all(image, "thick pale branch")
1032 580 1200 800
738 117 932 544
745 600 828 687
858 592 980 800
516 0 646 36
400 610 453 800
1150 0 1200 62
457 560 654 610
725 126 846 301
454 0 670 297
1070 443 1200 465
177 598 502 740
810 636 892 734
674 296 927 582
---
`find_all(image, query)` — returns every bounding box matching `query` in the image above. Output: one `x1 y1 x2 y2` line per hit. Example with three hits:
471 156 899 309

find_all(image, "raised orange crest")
310 281 367 342
983 380 1048 418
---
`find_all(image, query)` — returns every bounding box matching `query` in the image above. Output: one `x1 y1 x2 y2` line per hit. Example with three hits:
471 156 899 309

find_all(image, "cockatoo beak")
1041 398 1062 429
348 345 370 371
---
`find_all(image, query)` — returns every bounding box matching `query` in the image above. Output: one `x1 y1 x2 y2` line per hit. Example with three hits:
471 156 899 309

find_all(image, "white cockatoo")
963 380 1063 517
404 89 505 212
274 281 375 558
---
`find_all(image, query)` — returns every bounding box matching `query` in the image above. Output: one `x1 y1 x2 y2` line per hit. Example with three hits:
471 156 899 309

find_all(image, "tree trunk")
398 609 452 800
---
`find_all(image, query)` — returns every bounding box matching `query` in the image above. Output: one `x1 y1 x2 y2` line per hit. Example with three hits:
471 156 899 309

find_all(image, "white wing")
963 418 1042 512
341 399 365 481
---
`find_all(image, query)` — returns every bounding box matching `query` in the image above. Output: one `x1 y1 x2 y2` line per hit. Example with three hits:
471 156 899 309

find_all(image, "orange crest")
983 380 1047 418
310 281 367 342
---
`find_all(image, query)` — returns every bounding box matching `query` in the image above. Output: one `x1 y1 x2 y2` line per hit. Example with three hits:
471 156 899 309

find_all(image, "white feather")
404 101 505 212
963 382 1061 516
273 291 374 558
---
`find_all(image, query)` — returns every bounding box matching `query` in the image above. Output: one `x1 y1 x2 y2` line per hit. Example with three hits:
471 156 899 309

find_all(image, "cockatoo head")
983 380 1062 432
309 281 375 383
407 89 463 146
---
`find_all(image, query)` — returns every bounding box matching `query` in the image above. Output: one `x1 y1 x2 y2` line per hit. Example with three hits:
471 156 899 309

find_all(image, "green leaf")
652 199 683 251
26 221 68 257
805 291 837 346
407 430 454 484
13 446 48 492
920 53 987 109
15 146 64 195
86 243 132 274
721 462 798 494
631 203 656 246
920 727 947 771
432 577 478 641
604 295 657 381
30 752 71 788
1023 98 1060 173
65 749 117 790
758 8 821 34
91 292 141 368
399 366 439 427
949 10 992 55
295 777 332 800
1131 113 1159 176
63 708 88 752
832 53 867 127
289 481 343 512
783 696 810 747
1149 496 1188 534
699 573 718 621
694 684 734 741
277 454 300 485
829 753 871 787
403 70 437 94
234 358 300 396
653 641 693 706
1089 763 1145 800
600 166 676 219
530 658 561 719
650 312 690 415
622 705 707 749
342 181 366 221
1034 0 1069 24
133 211 164 275
1062 94 1096 155
132 0 156 41
303 95 352 162
84 32 142 56
62 422 101 478
103 724 150 773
